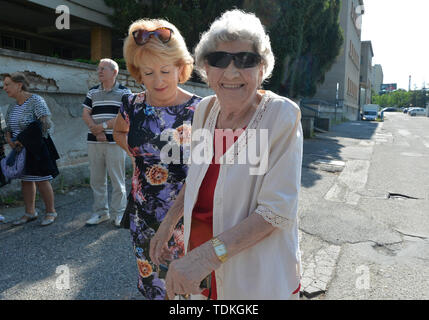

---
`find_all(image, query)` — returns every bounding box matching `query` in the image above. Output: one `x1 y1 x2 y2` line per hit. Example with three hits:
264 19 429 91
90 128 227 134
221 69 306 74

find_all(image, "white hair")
99 58 119 73
194 9 275 84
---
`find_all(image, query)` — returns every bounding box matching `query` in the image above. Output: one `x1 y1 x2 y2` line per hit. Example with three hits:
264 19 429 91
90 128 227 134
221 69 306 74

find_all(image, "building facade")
359 41 374 109
312 0 364 121
0 0 116 61
371 64 384 95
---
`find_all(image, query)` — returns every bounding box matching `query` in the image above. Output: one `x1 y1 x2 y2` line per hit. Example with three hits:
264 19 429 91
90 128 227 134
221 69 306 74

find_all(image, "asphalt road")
300 112 429 300
1 112 428 300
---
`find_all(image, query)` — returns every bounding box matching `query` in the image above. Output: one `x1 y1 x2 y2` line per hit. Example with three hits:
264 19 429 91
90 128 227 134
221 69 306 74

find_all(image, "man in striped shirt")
82 59 131 227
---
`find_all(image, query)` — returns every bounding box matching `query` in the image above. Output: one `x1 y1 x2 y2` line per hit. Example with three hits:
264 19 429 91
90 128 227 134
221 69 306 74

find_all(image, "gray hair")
99 58 119 73
194 10 275 84
3 72 30 91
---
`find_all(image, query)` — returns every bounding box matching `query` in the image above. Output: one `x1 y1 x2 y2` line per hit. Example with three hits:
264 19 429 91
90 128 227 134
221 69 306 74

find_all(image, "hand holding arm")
150 184 186 266
165 213 276 298
95 133 107 142
82 108 104 135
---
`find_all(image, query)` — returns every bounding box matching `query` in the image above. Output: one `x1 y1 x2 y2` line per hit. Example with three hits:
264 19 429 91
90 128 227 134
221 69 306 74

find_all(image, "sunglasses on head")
205 51 262 69
132 27 173 46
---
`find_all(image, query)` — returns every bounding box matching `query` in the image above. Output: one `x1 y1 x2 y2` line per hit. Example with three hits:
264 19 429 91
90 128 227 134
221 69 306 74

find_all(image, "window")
347 78 358 100
349 41 360 68
1 35 13 48
0 34 29 51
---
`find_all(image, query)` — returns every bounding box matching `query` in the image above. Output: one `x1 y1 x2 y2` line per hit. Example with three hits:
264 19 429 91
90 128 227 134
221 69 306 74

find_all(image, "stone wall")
0 48 213 197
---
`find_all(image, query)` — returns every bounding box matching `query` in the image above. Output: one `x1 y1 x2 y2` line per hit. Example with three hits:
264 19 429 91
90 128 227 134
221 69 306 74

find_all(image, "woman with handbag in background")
0 112 7 223
2 73 59 226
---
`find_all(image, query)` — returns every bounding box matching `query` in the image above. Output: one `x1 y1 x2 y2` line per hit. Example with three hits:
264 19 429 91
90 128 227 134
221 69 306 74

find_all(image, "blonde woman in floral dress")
113 18 201 300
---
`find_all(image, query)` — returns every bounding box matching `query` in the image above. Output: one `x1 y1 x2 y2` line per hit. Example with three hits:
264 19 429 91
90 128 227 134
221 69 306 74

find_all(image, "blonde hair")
3 72 30 91
123 19 193 84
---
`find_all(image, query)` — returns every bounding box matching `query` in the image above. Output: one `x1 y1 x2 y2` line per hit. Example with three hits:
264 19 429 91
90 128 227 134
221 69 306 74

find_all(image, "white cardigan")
183 91 303 300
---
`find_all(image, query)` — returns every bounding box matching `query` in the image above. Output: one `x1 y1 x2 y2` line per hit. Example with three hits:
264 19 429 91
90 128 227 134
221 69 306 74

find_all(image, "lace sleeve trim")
255 206 293 229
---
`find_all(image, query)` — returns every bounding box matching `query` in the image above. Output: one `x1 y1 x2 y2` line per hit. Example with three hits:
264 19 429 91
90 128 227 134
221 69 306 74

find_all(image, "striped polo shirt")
83 82 131 144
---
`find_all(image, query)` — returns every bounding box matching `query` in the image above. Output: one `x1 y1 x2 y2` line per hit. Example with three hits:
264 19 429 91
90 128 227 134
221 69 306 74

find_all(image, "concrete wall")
0 49 213 197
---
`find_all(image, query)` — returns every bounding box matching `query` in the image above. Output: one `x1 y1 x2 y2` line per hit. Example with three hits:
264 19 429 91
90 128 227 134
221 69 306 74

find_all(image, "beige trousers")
87 143 126 218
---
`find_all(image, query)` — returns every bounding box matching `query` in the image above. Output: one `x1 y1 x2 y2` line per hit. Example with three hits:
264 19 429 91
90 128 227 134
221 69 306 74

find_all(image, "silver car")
408 108 426 116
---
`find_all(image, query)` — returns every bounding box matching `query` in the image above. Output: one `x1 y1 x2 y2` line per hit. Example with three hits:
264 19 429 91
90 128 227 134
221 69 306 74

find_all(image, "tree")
104 0 343 98
372 89 426 109
251 0 343 98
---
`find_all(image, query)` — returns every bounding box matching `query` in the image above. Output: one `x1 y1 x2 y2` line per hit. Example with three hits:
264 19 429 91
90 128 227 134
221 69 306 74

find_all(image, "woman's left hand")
14 141 23 151
165 241 221 299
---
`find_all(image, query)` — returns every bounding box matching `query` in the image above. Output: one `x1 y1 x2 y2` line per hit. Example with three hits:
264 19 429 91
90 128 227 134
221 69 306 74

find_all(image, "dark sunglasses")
132 27 173 46
206 51 262 69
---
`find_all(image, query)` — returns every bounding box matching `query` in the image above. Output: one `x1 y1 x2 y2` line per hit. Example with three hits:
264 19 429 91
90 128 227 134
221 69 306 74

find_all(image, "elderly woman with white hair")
150 9 303 300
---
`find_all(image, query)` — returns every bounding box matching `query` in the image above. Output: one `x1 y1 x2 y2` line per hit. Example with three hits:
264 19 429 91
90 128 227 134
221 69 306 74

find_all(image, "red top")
189 128 300 299
189 128 245 299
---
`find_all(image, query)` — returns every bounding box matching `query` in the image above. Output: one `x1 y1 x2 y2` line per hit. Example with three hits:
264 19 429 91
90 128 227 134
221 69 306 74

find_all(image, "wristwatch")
211 237 228 263
102 122 108 130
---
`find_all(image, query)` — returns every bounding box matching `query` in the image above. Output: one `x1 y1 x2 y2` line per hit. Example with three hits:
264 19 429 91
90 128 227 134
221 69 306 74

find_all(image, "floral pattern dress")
120 92 201 300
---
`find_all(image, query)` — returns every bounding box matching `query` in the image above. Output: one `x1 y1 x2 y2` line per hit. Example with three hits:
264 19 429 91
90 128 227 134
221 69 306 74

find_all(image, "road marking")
401 152 424 157
359 141 375 146
374 131 393 145
325 160 371 205
398 129 411 137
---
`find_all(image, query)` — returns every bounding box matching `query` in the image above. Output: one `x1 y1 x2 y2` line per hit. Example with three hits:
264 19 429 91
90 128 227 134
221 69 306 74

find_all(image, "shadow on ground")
301 120 379 188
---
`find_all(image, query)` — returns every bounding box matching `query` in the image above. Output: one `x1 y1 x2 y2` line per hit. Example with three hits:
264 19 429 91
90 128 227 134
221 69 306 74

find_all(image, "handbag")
0 147 26 180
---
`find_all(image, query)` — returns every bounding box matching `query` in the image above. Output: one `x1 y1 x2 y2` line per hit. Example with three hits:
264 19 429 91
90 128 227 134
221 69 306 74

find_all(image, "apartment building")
312 0 364 121
359 41 374 108
371 64 384 95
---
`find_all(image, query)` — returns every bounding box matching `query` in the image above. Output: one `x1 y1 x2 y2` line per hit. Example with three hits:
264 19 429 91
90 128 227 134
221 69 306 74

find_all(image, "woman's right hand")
95 133 107 142
150 218 175 266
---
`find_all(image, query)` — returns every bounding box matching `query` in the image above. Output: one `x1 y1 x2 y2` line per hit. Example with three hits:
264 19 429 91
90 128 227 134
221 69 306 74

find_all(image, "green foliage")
248 0 343 98
104 0 343 98
373 89 428 108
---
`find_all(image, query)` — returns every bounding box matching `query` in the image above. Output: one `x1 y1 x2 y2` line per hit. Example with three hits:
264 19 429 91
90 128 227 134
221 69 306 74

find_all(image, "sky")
361 0 429 90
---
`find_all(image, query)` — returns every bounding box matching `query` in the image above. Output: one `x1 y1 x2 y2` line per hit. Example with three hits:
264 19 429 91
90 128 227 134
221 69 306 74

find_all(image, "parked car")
379 107 398 119
408 108 426 116
381 107 397 113
403 108 409 114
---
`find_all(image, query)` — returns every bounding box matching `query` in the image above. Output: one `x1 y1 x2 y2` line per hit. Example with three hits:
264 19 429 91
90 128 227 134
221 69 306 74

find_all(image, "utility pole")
335 82 339 122
409 75 411 92
423 82 427 113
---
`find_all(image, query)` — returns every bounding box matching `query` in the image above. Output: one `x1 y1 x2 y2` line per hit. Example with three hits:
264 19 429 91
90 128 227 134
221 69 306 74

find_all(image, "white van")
362 104 379 121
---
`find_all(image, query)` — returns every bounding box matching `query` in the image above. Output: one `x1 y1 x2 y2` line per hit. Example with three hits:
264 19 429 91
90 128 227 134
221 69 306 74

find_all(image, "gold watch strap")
211 237 228 263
